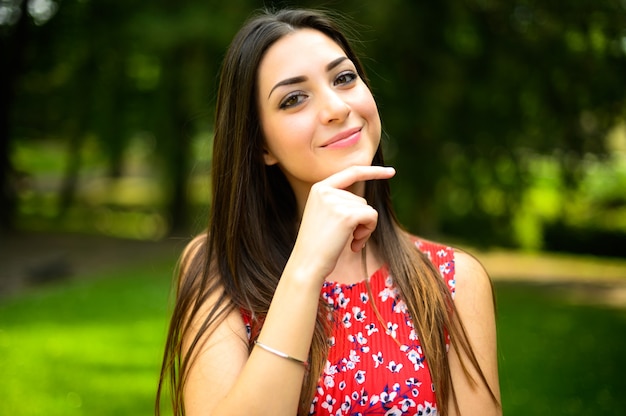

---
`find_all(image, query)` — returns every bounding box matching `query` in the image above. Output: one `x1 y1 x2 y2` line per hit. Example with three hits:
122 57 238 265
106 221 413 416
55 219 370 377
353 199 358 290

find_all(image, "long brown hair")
157 8 497 416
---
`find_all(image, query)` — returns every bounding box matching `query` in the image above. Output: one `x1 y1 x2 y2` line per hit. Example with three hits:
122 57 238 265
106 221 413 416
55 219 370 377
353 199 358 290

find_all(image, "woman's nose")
319 89 351 124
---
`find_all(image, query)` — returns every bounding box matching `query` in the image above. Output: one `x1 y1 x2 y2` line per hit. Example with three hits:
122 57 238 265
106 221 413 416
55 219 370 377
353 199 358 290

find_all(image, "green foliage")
3 0 626 249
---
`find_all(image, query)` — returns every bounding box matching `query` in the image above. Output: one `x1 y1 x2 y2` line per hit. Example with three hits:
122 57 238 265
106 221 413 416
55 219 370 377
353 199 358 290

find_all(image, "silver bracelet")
254 340 309 368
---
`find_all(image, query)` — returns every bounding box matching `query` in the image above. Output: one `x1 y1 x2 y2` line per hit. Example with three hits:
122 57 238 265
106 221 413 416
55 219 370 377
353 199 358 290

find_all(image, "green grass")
1 260 626 415
0 259 177 416
496 281 626 415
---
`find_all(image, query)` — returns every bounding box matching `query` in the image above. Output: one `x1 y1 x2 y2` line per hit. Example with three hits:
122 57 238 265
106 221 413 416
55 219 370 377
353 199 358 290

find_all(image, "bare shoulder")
175 232 247 361
448 248 502 415
179 233 208 272
453 248 494 301
175 233 250 414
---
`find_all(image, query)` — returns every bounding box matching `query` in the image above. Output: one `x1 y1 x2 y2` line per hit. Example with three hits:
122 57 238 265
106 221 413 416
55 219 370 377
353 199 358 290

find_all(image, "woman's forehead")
257 29 347 91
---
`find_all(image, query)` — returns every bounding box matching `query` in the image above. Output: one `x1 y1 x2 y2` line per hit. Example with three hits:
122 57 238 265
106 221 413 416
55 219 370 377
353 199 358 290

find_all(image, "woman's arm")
447 250 502 416
182 166 395 416
183 261 320 416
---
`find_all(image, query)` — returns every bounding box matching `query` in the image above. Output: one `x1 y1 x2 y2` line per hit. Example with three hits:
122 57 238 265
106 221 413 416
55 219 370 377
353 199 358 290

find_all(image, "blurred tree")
3 0 625 249
331 0 626 246
0 0 31 233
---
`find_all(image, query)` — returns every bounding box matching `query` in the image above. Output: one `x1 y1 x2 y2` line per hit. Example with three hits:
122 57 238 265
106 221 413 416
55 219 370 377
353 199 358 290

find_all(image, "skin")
259 29 382 214
182 28 501 415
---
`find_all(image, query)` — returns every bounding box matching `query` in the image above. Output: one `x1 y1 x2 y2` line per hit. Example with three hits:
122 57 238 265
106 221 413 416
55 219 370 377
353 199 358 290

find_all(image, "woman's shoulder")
407 233 488 278
405 233 491 294
405 234 455 271
180 233 208 263
176 232 211 289
452 248 493 296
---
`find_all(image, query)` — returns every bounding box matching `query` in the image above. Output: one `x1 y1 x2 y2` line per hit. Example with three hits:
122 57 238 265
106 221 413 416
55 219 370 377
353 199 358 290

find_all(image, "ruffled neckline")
322 264 388 290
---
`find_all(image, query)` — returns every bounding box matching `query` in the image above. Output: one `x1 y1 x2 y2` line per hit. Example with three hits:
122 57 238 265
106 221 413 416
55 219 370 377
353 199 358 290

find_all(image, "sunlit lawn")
1 256 626 415
496 281 626 414
0 259 176 416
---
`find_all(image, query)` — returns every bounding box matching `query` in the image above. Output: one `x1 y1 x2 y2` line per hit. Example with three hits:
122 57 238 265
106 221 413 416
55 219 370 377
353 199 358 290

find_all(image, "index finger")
320 165 396 190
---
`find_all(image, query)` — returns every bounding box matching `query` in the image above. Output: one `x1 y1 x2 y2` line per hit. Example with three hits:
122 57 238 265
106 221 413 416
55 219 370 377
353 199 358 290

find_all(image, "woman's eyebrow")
268 76 307 99
326 56 348 72
267 56 349 99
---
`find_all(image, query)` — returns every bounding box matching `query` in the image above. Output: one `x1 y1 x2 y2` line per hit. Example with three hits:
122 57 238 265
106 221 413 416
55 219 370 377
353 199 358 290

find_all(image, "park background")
1 0 626 414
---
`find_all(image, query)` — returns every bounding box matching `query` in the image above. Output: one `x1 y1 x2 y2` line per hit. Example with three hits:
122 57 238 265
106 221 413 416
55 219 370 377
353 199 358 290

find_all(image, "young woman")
157 8 501 416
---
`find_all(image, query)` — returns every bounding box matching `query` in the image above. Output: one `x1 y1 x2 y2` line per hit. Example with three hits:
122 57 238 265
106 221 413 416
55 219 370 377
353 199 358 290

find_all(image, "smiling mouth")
322 127 362 148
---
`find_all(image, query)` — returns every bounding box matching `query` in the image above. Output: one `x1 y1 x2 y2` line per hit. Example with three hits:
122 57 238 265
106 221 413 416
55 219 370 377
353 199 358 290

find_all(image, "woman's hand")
290 165 395 281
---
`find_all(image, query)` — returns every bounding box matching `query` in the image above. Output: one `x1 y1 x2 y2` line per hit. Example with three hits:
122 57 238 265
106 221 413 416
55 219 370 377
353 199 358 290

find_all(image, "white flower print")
386 322 398 338
355 370 366 384
384 406 403 416
378 287 395 302
312 239 453 415
310 396 318 415
405 377 422 388
407 348 425 370
324 361 338 376
358 391 368 405
399 397 416 412
448 278 456 297
344 358 356 371
385 275 394 286
387 361 403 373
372 351 383 368
328 336 336 347
380 390 397 404
337 292 350 309
321 394 336 413
353 306 366 322
365 323 378 336
341 395 351 412
393 300 407 314
342 312 352 328
416 401 436 415
348 332 367 347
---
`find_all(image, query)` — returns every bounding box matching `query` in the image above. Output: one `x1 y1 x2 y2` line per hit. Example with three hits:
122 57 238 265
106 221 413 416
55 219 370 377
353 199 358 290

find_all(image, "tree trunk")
0 1 30 233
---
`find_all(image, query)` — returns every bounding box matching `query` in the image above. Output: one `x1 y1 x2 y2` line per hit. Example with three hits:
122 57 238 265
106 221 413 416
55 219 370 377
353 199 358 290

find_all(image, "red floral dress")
243 240 455 415
310 240 455 415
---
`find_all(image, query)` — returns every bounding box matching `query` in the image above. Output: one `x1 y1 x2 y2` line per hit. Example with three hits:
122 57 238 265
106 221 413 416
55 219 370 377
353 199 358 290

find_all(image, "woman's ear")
263 148 279 166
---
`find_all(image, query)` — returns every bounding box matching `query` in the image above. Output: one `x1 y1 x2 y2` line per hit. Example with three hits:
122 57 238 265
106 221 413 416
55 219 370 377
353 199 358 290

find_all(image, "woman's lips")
321 127 362 149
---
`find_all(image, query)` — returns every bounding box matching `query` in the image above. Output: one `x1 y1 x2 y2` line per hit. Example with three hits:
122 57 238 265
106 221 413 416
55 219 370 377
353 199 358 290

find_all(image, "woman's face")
257 28 381 203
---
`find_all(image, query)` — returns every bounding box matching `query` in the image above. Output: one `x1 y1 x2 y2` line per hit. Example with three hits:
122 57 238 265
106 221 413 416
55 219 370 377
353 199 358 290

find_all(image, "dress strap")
414 238 456 298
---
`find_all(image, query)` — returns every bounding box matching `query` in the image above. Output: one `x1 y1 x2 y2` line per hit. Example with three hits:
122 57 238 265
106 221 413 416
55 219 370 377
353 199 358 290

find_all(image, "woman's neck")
325 241 383 285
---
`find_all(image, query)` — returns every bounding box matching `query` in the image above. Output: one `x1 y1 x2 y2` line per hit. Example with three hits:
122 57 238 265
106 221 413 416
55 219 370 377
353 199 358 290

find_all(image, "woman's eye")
334 71 358 86
279 92 307 109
